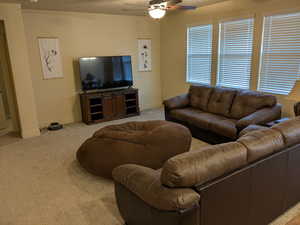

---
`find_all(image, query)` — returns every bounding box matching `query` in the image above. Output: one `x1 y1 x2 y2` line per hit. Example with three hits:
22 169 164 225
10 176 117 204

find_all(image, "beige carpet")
0 108 299 225
287 215 300 225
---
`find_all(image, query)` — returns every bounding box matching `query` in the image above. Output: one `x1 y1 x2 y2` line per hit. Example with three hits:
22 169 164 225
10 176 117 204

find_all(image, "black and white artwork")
138 39 152 72
38 38 63 79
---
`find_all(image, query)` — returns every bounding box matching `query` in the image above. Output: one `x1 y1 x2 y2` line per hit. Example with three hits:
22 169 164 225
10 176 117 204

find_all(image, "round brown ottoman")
76 120 192 178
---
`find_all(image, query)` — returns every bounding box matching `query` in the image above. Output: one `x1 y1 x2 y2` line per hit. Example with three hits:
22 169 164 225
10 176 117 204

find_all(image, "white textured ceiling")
0 0 229 16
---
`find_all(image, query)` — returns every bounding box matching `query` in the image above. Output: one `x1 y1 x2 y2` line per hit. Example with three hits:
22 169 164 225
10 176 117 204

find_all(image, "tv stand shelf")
80 88 140 125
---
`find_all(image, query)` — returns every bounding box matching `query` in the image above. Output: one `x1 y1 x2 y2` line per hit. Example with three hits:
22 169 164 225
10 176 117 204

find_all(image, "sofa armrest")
112 164 200 211
163 94 190 110
236 104 282 130
161 142 247 188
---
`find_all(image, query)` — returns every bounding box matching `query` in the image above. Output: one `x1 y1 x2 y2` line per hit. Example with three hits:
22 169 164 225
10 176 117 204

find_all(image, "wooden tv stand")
80 88 140 125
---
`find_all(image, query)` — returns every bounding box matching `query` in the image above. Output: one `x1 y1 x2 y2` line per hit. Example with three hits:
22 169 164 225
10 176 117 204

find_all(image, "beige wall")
22 10 162 128
0 3 40 138
0 23 18 132
2 0 298 134
160 0 300 117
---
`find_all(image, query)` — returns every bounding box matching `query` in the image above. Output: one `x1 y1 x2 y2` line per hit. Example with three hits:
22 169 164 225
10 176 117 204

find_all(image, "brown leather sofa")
164 85 282 144
113 117 300 225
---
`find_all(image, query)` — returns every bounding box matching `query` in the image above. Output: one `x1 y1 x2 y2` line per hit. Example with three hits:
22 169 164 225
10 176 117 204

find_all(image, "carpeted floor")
287 215 300 225
0 108 299 225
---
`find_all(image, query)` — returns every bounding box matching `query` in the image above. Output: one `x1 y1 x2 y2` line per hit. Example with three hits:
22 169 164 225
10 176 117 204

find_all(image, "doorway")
0 21 19 136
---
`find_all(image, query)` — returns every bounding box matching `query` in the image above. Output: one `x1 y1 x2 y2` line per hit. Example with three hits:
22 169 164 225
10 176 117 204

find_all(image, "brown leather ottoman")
76 120 192 178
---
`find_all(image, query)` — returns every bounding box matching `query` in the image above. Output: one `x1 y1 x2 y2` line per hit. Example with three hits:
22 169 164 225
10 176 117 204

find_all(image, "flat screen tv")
79 56 133 91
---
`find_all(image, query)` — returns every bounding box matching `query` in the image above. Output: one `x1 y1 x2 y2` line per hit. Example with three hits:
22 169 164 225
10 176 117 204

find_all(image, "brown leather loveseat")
113 117 300 225
164 85 282 143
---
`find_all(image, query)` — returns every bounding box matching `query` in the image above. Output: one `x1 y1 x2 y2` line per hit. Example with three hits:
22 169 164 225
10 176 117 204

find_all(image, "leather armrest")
163 94 190 110
161 142 247 188
112 164 200 211
236 104 282 130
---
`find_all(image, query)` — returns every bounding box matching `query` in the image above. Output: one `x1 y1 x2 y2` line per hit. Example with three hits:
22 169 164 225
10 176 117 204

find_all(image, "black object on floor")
48 122 63 131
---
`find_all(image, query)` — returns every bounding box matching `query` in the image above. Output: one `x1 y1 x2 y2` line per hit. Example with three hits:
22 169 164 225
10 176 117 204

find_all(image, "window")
258 12 300 95
218 18 254 89
186 24 212 84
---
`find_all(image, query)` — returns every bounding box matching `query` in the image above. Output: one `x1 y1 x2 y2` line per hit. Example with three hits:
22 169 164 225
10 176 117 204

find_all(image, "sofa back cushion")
161 142 247 188
189 85 214 111
207 87 237 117
230 90 276 119
237 129 285 163
272 117 300 147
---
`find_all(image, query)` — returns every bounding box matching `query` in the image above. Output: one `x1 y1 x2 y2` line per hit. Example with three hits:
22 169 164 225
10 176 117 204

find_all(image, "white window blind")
258 12 300 95
187 24 212 84
218 18 254 89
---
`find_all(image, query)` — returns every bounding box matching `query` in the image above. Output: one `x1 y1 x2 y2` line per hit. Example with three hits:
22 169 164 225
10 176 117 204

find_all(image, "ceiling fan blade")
168 5 197 10
195 0 230 7
178 5 198 10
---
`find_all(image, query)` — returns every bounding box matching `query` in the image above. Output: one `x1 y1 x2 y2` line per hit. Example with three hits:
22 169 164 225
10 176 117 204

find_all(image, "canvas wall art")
38 38 63 79
138 39 152 72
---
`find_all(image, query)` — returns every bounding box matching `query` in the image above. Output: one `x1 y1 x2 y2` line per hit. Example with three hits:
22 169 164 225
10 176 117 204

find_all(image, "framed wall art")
38 38 63 79
138 39 152 72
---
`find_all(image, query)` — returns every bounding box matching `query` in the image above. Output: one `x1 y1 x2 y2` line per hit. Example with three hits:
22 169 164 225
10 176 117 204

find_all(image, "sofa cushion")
189 85 214 111
207 87 237 117
209 117 238 139
161 142 247 187
170 108 238 139
169 107 203 123
272 117 300 147
230 90 277 119
189 112 237 139
239 124 269 138
237 129 284 163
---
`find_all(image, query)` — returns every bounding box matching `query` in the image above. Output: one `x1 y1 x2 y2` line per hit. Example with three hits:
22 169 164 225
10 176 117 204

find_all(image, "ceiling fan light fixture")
148 2 167 19
148 8 166 19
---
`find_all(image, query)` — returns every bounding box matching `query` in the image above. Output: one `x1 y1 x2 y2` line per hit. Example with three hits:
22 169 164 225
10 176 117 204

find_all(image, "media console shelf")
80 88 140 125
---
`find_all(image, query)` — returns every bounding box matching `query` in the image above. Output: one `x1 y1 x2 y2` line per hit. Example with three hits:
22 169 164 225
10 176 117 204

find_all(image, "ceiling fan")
148 0 197 19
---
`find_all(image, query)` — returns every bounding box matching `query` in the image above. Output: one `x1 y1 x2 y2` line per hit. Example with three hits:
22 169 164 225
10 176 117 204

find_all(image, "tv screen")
79 56 133 91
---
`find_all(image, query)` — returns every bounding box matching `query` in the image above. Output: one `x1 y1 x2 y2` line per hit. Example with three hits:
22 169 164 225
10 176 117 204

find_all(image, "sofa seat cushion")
207 87 237 117
169 107 203 122
170 108 238 139
209 116 238 139
230 90 277 119
237 129 285 163
189 85 214 111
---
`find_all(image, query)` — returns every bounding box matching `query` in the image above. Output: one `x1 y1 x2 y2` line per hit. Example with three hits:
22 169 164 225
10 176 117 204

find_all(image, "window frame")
257 11 300 95
217 17 255 90
186 23 213 85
